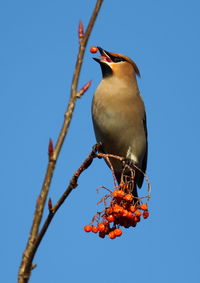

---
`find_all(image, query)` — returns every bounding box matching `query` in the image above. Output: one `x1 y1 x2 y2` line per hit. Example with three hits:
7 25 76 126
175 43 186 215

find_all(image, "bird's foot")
92 142 103 158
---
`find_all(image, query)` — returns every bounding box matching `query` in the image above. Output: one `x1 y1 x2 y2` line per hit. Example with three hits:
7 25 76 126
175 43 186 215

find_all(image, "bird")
91 47 148 198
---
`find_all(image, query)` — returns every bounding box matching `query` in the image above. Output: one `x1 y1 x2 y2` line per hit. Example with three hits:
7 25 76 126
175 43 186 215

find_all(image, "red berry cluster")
84 182 149 239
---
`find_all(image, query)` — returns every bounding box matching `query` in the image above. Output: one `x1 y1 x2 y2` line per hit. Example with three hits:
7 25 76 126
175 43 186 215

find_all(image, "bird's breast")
92 80 146 164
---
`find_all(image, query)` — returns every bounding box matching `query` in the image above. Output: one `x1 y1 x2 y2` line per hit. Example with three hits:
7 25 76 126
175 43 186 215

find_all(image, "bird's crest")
109 52 141 77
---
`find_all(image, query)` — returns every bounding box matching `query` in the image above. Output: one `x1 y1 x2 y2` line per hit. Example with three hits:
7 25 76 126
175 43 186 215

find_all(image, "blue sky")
1 0 200 282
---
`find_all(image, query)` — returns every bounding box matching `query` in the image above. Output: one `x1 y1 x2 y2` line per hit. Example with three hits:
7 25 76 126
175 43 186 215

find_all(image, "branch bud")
48 138 54 158
48 198 53 211
77 80 92 98
78 21 84 39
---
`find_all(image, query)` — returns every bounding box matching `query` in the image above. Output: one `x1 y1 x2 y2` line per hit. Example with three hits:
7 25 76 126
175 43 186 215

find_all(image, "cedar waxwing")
92 47 148 198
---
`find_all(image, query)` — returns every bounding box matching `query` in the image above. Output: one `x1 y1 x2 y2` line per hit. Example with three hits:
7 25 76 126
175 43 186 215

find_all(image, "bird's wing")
137 112 148 188
142 112 148 173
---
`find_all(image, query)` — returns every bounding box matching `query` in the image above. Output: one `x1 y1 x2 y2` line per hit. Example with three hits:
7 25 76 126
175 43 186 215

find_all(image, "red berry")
135 210 142 217
124 194 133 202
113 204 123 214
122 209 128 217
92 226 99 233
118 216 124 226
102 220 109 226
99 231 106 238
109 231 116 239
113 190 125 198
129 205 136 213
90 46 98 53
106 214 115 222
106 207 113 214
127 211 133 219
124 221 131 228
118 190 125 198
114 228 122 237
84 225 92 232
140 203 148 210
112 190 119 197
130 219 137 227
133 215 141 222
98 223 106 232
143 211 150 219
119 183 125 189
124 183 129 190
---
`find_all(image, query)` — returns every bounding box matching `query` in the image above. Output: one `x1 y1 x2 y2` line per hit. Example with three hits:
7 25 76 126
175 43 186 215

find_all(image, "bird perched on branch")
92 47 147 198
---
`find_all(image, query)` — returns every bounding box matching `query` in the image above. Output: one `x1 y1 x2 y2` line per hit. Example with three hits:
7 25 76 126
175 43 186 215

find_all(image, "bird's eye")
113 57 125 63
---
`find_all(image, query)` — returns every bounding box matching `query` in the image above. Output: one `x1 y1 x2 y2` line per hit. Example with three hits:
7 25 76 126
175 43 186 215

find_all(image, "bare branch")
18 1 103 282
24 148 98 269
20 148 151 268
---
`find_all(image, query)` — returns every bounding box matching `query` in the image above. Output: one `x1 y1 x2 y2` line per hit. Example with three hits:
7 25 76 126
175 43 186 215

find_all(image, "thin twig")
104 155 118 188
26 149 98 266
96 152 151 198
18 1 103 282
19 147 150 282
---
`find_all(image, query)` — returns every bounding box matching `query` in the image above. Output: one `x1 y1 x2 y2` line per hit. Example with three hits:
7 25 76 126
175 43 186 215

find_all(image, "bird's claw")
92 142 103 155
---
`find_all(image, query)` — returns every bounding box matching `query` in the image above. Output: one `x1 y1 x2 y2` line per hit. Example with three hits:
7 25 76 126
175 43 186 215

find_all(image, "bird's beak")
93 47 113 64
